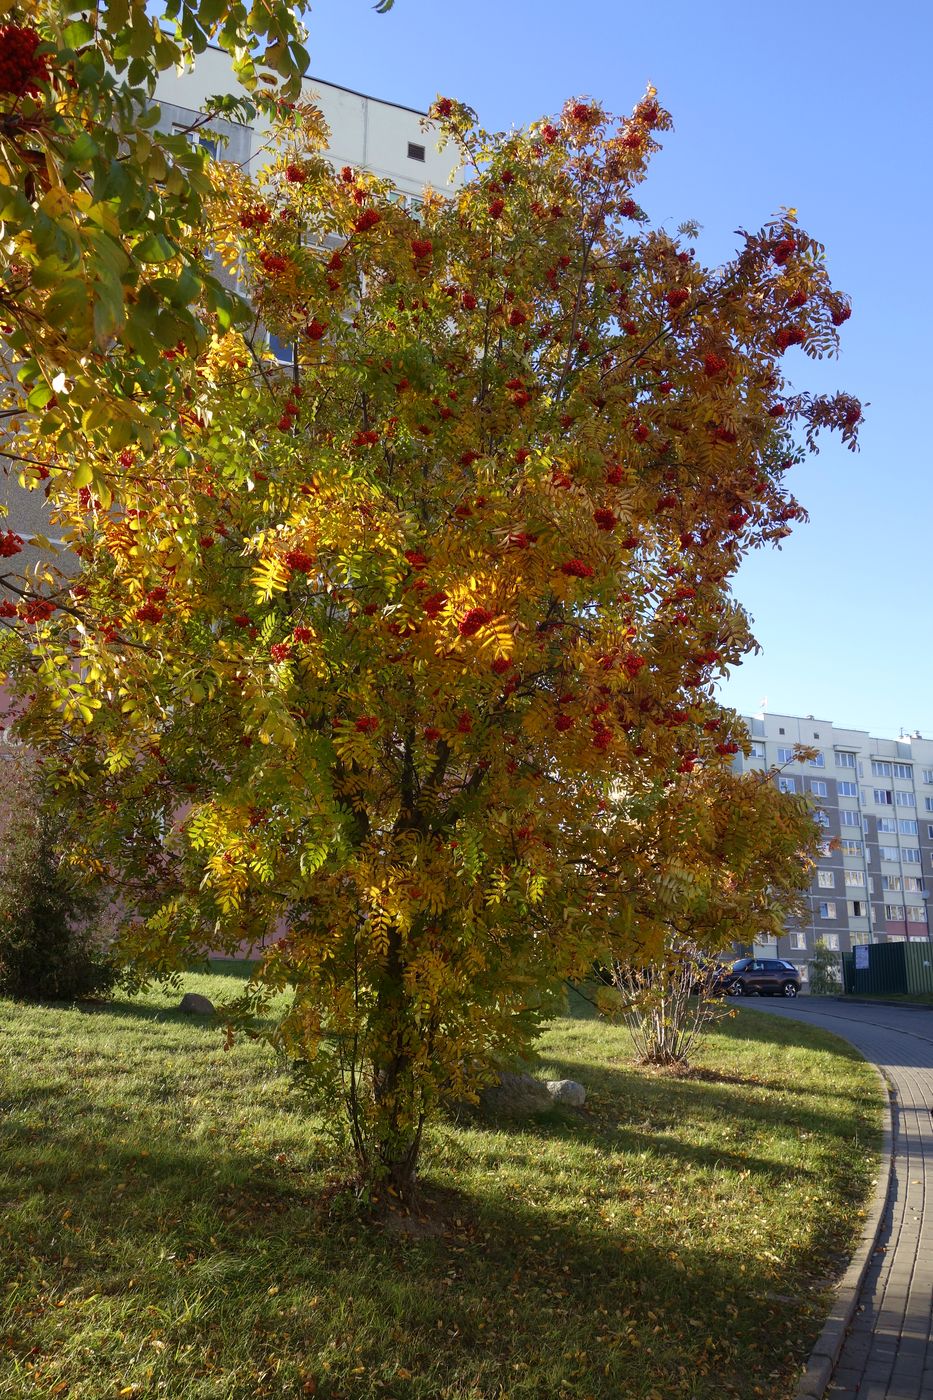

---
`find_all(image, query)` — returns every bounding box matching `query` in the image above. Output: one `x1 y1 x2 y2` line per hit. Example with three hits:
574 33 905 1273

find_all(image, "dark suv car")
723 957 801 998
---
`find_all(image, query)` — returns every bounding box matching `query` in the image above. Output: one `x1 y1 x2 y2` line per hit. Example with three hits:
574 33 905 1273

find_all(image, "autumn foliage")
0 89 859 1194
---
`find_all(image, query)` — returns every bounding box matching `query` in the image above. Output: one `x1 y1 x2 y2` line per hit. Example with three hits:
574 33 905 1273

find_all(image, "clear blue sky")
304 0 933 738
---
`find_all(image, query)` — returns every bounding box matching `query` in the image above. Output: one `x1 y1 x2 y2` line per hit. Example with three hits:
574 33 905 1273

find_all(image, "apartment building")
153 47 459 203
734 712 933 987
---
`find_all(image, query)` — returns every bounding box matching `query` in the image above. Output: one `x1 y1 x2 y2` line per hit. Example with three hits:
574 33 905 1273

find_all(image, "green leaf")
63 19 95 47
135 232 176 263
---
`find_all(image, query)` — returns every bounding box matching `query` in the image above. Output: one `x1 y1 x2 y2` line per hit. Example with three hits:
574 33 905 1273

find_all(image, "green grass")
844 991 933 1006
0 965 881 1400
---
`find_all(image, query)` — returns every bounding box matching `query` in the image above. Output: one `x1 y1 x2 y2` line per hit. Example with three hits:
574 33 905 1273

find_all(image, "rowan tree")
0 93 861 1197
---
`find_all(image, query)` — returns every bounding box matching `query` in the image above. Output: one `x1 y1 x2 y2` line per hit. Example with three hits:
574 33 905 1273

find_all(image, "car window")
750 960 763 971
765 961 783 971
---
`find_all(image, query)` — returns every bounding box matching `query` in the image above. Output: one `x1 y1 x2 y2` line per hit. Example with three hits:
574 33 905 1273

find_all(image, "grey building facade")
734 712 933 988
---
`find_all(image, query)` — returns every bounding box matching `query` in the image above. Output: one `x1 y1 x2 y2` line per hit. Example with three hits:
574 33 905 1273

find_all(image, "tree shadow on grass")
0 1076 841 1400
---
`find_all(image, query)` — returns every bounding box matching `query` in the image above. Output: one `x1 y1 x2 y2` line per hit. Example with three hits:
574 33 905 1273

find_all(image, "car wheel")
781 981 798 998
730 981 745 997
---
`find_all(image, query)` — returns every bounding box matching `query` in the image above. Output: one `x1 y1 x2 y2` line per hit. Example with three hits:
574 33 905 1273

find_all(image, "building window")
841 839 862 856
819 840 833 857
904 877 925 894
792 932 807 950
882 875 902 891
880 846 900 862
808 752 825 768
884 904 905 921
872 760 893 778
893 763 913 780
928 825 933 840
817 869 835 889
811 780 828 797
818 901 837 919
175 124 220 159
823 933 840 950
848 900 864 917
925 798 933 813
840 810 860 827
878 817 897 833
813 809 830 828
851 929 871 945
844 869 865 887
895 790 916 807
898 819 918 836
873 789 893 805
903 848 922 863
778 776 796 794
837 751 856 768
267 333 296 365
907 907 927 924
923 769 933 785
749 742 765 759
838 781 857 797
777 746 794 764
779 727 786 735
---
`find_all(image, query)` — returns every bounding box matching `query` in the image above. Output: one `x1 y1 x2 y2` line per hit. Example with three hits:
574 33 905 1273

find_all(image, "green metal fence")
842 940 933 996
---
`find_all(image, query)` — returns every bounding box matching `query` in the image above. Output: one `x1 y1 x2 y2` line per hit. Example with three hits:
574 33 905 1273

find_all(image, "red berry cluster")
561 559 593 578
239 205 271 230
0 26 48 97
277 385 302 433
665 288 690 311
422 592 448 619
458 607 493 637
0 528 23 557
775 326 805 353
411 238 433 260
355 716 379 733
703 353 727 377
772 238 796 266
270 641 292 663
284 549 314 574
352 429 379 448
354 209 380 233
258 250 289 276
593 508 617 532
285 163 306 184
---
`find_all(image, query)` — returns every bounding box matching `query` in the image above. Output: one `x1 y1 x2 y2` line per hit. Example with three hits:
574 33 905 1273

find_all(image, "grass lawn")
843 992 933 1007
0 965 881 1400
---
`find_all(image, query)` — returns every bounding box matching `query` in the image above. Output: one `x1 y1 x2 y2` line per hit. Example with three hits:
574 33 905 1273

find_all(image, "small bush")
0 747 114 1002
613 951 729 1068
809 939 842 996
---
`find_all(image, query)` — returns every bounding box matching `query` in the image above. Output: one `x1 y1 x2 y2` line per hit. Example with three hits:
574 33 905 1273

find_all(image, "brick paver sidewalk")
754 999 933 1400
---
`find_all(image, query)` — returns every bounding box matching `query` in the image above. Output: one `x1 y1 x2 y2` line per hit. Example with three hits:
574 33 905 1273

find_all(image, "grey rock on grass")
179 992 215 1015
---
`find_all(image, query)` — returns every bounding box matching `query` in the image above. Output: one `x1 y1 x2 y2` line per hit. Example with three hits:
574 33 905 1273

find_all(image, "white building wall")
153 49 461 198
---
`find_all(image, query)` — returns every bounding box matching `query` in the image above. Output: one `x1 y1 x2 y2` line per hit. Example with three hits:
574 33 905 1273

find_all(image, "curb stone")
793 1065 894 1399
834 996 932 1011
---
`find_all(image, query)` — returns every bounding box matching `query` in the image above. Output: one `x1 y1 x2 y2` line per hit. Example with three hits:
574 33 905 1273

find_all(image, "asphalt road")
747 997 933 1400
